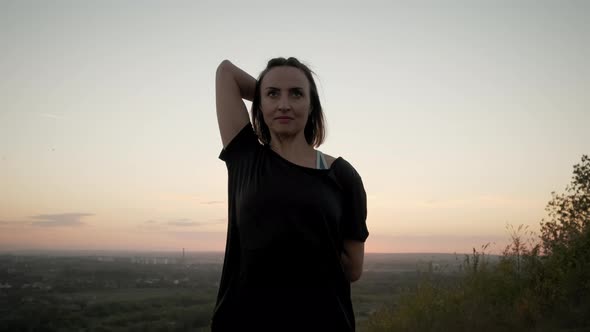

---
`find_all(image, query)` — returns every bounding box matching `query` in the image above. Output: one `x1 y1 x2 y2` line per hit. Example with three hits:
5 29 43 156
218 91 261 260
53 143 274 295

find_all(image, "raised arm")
216 60 257 148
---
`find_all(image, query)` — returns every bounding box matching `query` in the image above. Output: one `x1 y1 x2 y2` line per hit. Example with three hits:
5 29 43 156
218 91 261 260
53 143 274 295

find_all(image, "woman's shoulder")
219 122 262 163
329 154 362 181
323 153 338 169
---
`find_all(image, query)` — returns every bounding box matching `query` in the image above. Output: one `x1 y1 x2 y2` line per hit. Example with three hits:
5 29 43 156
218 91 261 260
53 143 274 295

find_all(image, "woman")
211 57 369 331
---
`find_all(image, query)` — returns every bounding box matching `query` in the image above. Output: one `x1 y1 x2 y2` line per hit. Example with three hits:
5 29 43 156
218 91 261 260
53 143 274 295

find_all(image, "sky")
1 0 588 254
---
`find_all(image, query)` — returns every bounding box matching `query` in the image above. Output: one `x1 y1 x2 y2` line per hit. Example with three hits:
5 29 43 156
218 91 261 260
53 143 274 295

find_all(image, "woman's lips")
276 117 292 123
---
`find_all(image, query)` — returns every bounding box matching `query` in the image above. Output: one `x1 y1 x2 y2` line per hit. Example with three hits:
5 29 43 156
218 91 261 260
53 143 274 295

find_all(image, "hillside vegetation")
366 155 590 332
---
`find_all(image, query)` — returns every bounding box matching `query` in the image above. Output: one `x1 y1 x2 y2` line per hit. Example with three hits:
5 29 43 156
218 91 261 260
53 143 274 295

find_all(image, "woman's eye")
267 90 302 97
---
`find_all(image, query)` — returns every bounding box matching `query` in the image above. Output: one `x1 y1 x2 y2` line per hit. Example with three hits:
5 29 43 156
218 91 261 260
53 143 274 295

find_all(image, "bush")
367 155 590 332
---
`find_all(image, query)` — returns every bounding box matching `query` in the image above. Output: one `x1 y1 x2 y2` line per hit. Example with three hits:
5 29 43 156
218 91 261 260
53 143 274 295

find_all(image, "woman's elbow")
342 240 365 282
342 254 364 282
216 60 232 76
349 267 363 282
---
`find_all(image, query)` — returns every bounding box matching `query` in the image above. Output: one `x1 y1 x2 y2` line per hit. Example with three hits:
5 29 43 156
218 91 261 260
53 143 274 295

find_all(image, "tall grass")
366 155 590 332
367 237 546 332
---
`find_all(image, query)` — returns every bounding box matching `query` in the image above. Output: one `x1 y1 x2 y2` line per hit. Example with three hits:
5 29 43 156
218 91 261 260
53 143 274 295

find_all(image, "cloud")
0 220 22 226
138 220 164 231
157 193 200 202
201 200 224 205
168 220 200 227
167 218 224 227
37 112 67 120
29 213 93 227
139 218 224 230
155 193 225 205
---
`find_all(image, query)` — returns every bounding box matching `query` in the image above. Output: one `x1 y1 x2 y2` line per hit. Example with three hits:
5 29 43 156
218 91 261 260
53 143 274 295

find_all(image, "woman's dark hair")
252 57 326 148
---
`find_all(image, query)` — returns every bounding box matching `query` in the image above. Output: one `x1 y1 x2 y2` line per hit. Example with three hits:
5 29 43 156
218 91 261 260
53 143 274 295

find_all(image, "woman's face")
260 66 311 141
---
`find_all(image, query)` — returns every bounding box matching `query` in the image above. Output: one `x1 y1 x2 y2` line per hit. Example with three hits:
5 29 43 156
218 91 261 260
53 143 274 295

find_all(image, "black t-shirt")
210 123 369 332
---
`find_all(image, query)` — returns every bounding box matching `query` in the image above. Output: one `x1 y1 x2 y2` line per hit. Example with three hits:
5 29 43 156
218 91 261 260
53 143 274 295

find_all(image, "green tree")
365 155 590 331
540 155 590 253
539 154 590 327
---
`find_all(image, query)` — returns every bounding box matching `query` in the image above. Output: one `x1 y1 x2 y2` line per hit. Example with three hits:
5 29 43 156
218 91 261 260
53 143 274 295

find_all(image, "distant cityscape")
0 249 499 330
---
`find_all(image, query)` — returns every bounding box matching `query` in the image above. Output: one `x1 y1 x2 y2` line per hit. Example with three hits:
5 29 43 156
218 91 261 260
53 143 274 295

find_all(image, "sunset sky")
1 0 588 254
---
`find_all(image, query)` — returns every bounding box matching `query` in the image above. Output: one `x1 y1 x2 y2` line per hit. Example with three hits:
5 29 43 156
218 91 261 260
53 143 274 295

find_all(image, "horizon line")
0 248 492 256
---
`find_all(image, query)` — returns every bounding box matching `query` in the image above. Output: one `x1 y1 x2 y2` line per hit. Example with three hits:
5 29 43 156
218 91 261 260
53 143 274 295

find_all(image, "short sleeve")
338 161 369 242
218 122 260 164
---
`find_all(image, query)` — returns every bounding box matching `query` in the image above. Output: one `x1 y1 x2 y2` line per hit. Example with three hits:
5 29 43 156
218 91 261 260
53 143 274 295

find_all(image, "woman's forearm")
216 60 256 102
341 241 364 282
341 252 353 282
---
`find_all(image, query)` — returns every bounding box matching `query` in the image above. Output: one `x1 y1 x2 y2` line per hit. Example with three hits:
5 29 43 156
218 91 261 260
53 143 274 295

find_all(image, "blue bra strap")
316 150 328 169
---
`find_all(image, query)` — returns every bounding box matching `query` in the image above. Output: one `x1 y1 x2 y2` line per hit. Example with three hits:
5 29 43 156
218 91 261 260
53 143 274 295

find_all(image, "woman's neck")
269 132 315 163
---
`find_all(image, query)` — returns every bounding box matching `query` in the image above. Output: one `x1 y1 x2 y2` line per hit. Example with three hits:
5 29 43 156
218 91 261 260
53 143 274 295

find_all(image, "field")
0 251 466 331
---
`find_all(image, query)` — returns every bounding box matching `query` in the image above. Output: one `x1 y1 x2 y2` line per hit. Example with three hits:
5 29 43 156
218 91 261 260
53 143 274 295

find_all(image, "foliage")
539 154 590 328
367 155 590 331
541 155 590 254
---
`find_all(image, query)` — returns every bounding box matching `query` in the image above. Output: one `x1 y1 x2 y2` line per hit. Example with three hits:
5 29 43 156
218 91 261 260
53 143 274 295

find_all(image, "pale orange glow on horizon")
0 212 536 255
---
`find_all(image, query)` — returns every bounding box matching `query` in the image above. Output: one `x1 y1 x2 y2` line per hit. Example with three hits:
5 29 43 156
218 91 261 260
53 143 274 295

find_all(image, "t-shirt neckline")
264 144 342 172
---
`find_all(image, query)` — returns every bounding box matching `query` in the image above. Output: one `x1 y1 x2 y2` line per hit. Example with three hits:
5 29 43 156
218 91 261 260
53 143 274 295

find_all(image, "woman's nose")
278 95 291 110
